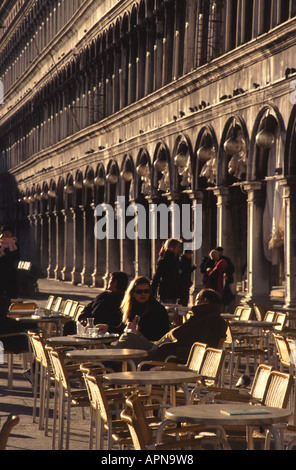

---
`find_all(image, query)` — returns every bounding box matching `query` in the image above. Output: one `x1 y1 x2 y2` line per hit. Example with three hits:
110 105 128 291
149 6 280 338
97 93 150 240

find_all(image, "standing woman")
0 225 20 299
117 276 170 349
151 238 182 304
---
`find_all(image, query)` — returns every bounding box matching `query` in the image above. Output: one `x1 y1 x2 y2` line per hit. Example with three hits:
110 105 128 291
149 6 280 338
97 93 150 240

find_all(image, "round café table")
65 348 148 371
159 403 292 450
15 314 69 335
46 334 119 348
103 370 198 405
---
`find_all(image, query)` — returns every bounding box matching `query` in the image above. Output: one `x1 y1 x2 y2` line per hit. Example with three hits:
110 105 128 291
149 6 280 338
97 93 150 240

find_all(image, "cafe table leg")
246 426 255 450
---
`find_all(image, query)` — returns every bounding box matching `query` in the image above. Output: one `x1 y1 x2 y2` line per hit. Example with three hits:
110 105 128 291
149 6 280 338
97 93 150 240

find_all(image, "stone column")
40 213 49 277
119 35 129 109
244 182 270 305
132 200 151 279
188 191 204 294
81 205 95 286
281 178 296 308
153 10 164 91
112 44 121 114
46 211 57 279
30 214 41 267
92 204 105 287
117 199 136 279
26 214 35 263
103 204 120 289
61 209 74 282
54 211 64 280
183 0 197 74
214 186 236 268
71 207 84 285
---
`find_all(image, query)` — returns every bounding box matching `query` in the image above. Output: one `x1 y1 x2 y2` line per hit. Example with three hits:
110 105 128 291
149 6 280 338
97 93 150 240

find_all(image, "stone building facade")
0 0 296 309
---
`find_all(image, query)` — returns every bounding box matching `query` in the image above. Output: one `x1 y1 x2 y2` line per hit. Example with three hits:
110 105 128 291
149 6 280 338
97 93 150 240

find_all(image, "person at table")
115 288 227 364
115 276 170 346
0 296 38 353
151 238 182 304
0 224 21 300
63 271 129 335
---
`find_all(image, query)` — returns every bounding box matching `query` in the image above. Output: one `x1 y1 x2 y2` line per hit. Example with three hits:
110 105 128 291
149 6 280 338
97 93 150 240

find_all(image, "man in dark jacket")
179 250 197 306
64 271 129 335
148 288 227 363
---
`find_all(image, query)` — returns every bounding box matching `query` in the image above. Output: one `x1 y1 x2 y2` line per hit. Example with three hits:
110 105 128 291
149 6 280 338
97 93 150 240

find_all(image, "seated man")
115 288 227 364
0 296 38 353
64 271 129 335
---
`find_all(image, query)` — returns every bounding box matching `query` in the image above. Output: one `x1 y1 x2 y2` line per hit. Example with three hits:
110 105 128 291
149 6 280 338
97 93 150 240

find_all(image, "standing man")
179 250 197 306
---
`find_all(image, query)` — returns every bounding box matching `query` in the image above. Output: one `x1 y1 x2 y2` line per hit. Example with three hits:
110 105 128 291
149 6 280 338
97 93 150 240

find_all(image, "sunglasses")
133 289 150 294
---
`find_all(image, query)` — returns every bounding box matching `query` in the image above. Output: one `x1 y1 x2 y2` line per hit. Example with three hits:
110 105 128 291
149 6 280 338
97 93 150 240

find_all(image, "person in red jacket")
206 258 228 294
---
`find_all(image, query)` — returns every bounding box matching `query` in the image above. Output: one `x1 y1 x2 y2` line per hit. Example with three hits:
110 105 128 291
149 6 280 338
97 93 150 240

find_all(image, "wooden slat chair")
200 363 274 405
82 371 136 450
67 301 79 319
274 312 296 338
225 324 268 385
137 341 207 373
72 304 85 322
28 331 53 435
51 297 63 313
189 347 226 403
60 299 74 317
137 342 207 406
273 334 296 424
0 414 20 450
43 295 55 313
261 370 294 450
45 345 90 450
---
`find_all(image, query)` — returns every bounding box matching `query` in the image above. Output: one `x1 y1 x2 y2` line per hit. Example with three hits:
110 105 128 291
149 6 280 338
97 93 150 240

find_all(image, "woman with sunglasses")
116 276 170 348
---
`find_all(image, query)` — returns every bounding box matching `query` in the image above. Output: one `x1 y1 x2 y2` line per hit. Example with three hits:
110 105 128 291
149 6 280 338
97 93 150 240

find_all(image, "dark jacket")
148 302 227 363
128 298 170 341
78 290 125 334
180 255 196 287
151 250 180 300
0 240 20 299
0 297 36 353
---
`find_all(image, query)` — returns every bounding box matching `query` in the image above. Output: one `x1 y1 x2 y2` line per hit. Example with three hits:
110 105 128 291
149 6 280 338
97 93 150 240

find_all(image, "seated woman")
113 276 170 349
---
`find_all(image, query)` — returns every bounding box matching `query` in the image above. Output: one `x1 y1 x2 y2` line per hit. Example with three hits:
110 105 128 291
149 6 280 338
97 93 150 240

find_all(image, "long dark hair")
121 276 152 324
